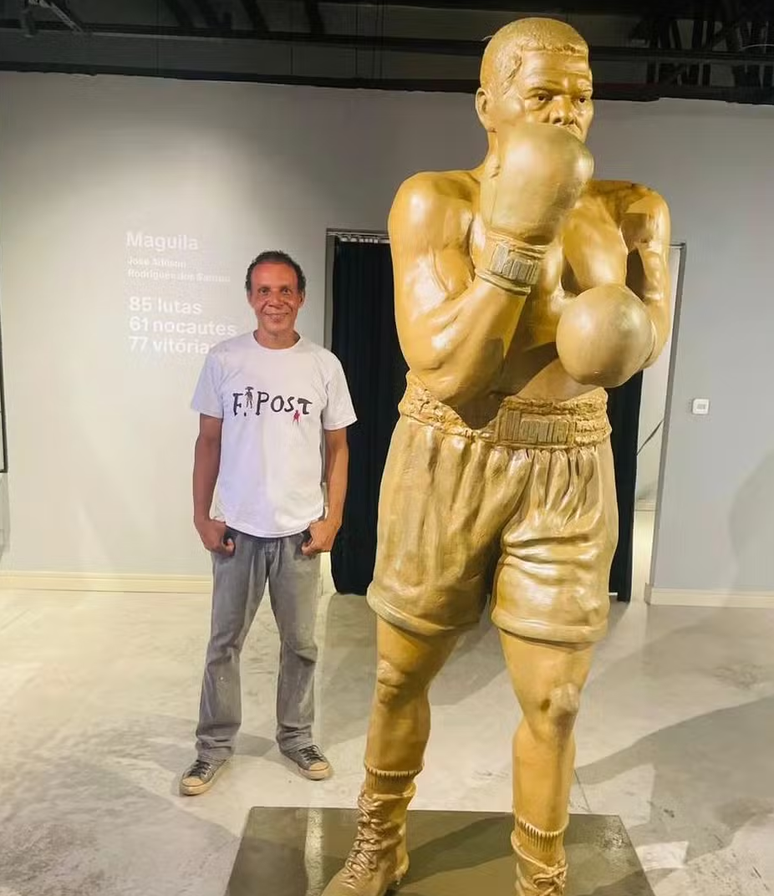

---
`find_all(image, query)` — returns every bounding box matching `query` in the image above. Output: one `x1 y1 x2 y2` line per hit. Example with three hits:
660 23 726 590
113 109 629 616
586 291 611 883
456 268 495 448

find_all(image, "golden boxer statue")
323 17 670 896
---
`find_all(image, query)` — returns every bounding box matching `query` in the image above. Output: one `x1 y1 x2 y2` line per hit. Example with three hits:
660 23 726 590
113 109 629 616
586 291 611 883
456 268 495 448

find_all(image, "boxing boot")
322 777 416 896
512 819 569 896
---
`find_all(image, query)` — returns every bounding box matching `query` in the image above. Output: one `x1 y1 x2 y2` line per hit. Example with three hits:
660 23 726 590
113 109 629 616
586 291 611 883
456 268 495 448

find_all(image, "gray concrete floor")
1 513 773 896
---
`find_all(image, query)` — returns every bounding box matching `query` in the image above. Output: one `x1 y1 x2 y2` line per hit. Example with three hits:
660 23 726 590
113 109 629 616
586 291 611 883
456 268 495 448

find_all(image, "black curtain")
330 238 642 602
330 240 406 596
606 373 643 602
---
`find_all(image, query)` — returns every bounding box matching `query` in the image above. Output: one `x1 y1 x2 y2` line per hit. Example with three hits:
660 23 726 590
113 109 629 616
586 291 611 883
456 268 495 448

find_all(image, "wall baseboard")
0 571 212 594
645 585 774 608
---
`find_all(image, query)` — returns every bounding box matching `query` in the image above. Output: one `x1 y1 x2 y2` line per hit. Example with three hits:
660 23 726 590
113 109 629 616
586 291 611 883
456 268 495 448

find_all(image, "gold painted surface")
323 17 671 896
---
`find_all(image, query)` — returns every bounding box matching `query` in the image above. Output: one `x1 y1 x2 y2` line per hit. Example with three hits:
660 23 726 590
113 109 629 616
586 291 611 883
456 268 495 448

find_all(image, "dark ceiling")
1 0 773 103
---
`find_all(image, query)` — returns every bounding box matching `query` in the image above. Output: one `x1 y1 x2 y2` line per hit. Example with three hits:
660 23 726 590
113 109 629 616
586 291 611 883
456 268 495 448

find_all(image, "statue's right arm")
388 173 528 408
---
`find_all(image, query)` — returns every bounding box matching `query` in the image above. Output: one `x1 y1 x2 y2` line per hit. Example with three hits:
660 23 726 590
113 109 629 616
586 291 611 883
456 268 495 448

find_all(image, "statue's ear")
476 88 494 132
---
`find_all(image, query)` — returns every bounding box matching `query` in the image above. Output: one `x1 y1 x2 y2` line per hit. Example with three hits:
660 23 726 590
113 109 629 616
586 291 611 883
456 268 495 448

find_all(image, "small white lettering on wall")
123 227 238 361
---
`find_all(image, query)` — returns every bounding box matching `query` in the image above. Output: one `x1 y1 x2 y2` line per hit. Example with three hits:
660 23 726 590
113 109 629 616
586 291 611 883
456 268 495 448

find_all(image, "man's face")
486 50 594 142
248 262 304 337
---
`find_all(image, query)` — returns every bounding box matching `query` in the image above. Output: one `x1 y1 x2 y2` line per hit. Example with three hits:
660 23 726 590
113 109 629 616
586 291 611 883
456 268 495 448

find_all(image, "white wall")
0 73 485 578
1 73 773 594
588 100 774 595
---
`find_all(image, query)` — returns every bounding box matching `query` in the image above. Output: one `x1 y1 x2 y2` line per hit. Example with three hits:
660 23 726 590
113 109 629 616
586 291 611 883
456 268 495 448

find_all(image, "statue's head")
476 17 594 143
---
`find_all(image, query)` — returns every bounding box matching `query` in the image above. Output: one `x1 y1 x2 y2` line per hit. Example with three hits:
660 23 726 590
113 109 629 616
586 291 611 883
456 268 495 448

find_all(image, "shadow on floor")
577 607 774 891
579 695 774 857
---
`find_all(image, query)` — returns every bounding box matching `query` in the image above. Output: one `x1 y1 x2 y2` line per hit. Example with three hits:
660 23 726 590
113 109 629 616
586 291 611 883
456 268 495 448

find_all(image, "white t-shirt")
191 332 357 538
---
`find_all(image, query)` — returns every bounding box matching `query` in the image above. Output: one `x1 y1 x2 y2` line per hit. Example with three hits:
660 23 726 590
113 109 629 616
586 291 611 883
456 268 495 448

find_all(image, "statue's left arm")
622 189 672 368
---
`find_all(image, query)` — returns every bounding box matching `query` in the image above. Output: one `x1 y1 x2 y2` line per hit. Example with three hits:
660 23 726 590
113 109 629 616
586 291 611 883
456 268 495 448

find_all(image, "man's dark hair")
244 250 306 294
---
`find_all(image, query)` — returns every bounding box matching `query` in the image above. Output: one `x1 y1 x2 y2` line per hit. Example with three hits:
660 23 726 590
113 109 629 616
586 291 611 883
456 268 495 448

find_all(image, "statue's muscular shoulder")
581 180 669 247
388 173 667 249
387 170 478 250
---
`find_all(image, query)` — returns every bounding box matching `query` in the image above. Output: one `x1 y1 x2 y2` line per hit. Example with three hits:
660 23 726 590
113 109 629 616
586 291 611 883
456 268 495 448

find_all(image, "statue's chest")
471 204 630 349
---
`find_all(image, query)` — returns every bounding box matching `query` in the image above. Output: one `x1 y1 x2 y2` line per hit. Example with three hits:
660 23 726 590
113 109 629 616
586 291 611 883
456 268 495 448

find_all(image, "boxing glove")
478 123 594 293
556 285 656 388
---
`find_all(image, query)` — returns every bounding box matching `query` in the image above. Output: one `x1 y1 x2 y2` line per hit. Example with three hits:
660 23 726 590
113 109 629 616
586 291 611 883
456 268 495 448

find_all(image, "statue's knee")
375 659 417 708
533 683 581 741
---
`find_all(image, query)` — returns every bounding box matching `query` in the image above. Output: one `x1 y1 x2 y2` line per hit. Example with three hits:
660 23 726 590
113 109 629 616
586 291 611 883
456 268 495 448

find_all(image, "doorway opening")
633 244 686 601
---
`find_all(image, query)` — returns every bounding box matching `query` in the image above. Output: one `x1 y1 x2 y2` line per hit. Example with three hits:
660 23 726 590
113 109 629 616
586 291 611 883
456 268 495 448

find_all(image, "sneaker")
179 758 226 796
281 744 332 780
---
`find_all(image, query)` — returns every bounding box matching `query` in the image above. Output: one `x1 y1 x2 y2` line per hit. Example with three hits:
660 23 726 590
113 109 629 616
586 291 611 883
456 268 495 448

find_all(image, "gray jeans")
196 529 322 762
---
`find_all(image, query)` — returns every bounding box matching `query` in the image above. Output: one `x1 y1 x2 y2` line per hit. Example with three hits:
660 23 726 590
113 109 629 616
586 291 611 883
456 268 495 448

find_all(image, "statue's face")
490 49 594 142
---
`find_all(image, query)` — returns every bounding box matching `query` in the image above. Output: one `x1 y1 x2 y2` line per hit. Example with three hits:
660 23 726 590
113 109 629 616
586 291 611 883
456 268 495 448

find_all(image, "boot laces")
342 795 395 881
532 862 567 895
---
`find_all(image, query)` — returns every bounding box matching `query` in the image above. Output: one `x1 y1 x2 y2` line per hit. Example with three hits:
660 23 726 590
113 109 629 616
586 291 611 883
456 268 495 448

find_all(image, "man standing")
323 17 669 896
180 250 356 795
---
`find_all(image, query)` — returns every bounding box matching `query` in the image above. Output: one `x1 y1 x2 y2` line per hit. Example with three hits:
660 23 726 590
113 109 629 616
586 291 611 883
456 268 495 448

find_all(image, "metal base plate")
226 808 653 895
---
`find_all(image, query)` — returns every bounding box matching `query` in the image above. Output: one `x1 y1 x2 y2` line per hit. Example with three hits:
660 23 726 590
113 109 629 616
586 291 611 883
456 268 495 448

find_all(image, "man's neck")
253 328 300 350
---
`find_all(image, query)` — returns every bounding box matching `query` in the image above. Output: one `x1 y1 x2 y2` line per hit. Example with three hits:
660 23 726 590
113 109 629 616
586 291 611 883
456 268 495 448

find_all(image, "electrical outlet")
691 398 710 416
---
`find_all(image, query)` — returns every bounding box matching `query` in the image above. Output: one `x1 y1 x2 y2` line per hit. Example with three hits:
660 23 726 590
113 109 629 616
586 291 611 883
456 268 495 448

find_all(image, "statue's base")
226 808 653 895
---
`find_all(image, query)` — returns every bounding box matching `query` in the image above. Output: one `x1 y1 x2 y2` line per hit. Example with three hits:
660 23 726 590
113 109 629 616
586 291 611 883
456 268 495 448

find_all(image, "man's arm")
389 174 529 408
193 414 233 555
622 188 672 367
302 427 349 557
323 427 349 529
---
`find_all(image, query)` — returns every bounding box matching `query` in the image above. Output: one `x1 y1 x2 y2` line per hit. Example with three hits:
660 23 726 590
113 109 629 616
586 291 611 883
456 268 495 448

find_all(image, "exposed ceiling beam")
321 0 748 15
721 0 757 85
303 0 324 35
19 1 37 37
685 5 705 86
2 59 772 104
163 0 194 30
28 0 84 33
329 0 620 10
238 0 268 35
190 0 220 30
662 0 771 82
4 18 774 68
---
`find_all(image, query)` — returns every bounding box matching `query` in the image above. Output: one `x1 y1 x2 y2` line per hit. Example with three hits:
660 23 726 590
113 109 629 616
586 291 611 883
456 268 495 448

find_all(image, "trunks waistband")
398 375 611 449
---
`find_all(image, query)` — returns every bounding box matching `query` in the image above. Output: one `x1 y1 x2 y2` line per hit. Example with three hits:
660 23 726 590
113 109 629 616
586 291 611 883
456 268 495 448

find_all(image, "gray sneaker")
179 758 226 796
281 744 332 780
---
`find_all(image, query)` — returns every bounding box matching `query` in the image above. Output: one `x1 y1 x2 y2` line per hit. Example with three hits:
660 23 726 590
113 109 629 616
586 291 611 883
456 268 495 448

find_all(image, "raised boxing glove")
478 123 594 294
